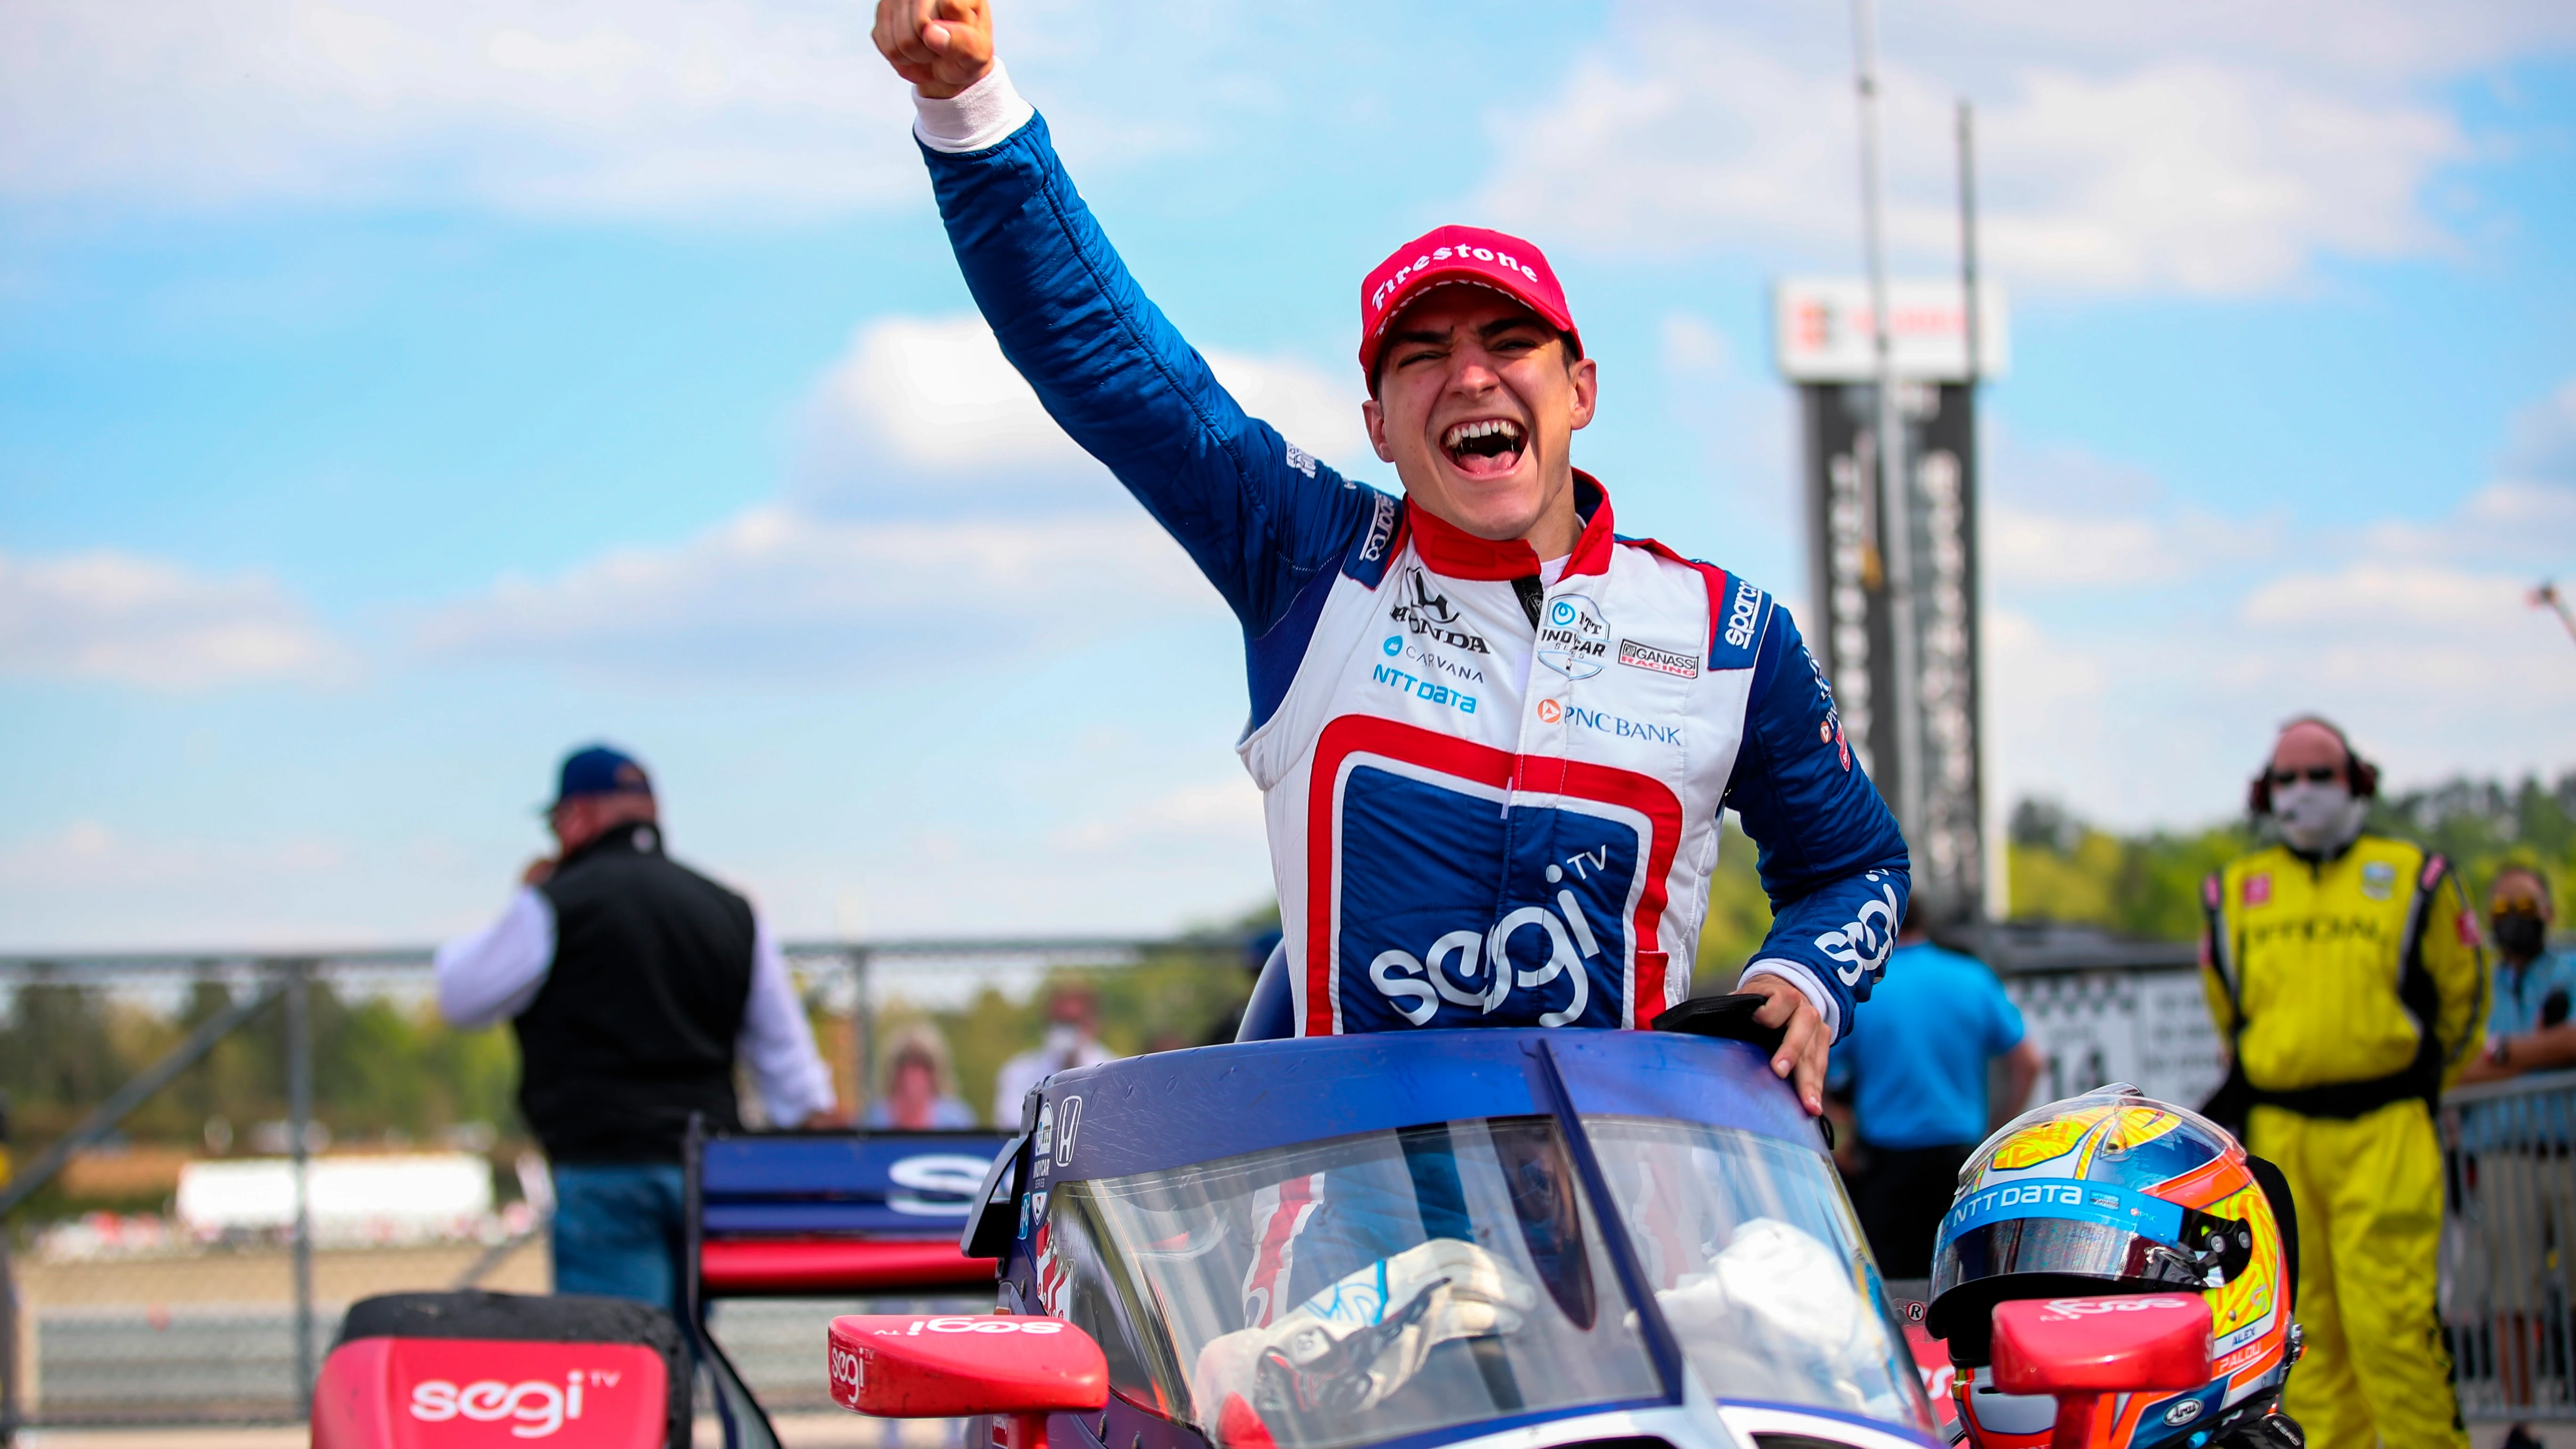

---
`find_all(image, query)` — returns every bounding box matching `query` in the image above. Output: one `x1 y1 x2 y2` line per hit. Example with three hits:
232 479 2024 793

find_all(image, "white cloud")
797 313 1374 517
0 549 342 689
0 0 926 216
415 504 1221 682
1483 0 2542 294
1052 775 1264 854
1977 387 2576 826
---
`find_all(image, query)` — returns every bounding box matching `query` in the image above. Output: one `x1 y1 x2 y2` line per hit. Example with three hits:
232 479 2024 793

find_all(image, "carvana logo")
1383 636 1402 656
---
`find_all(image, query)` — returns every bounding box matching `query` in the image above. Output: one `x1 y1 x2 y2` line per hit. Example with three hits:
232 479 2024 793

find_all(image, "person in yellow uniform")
2201 716 2487 1449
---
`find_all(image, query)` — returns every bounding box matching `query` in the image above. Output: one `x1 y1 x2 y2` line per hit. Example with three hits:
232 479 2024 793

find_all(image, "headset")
2247 714 2380 815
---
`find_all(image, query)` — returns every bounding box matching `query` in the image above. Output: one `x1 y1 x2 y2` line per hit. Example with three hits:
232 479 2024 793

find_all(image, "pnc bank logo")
1536 697 1681 747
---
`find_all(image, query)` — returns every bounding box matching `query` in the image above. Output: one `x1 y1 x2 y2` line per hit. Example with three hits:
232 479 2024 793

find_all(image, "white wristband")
911 59 1035 155
1738 959 1841 1039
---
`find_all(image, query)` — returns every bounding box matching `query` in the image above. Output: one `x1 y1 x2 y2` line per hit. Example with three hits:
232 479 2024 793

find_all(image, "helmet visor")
1931 1215 2205 1302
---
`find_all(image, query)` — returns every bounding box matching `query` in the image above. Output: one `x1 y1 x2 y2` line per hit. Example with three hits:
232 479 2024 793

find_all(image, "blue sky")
3 0 2573 949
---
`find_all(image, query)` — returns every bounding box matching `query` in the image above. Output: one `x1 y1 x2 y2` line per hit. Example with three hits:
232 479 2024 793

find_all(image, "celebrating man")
871 1 1908 1111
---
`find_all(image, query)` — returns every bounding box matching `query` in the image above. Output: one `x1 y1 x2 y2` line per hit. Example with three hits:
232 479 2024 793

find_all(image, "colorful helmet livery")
1926 1087 2300 1449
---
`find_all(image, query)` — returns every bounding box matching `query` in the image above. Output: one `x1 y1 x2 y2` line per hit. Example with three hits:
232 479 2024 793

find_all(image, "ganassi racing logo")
1816 871 1900 985
1389 568 1490 653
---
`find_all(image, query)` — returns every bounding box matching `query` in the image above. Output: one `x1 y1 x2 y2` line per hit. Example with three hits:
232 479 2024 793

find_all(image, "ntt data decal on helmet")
1939 1177 2189 1248
1815 871 1900 985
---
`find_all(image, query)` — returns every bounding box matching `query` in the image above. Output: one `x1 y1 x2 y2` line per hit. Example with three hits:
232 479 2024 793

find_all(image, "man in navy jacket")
872 0 1908 1114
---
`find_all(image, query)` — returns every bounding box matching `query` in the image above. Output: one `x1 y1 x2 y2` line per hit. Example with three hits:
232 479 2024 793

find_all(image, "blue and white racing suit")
912 72 1908 1041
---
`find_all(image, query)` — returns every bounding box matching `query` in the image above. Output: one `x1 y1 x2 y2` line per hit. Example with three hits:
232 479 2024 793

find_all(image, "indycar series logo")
1537 594 1610 678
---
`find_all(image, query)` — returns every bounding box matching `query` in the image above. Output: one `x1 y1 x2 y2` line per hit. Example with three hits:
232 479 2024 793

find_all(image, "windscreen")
1583 1116 1936 1434
1043 1117 1659 1449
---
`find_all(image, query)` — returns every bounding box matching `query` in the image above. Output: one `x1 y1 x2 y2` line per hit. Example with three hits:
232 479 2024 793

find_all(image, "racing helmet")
1926 1086 2301 1449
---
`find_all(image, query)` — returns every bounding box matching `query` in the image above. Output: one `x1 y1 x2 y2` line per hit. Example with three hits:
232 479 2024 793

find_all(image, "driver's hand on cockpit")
1736 974 1830 1116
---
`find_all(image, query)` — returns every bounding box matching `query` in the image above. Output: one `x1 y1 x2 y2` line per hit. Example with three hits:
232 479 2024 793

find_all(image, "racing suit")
911 72 1908 1040
2201 835 2486 1449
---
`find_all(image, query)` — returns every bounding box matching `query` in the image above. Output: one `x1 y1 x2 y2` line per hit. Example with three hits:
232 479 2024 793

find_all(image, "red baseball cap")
1358 225 1579 382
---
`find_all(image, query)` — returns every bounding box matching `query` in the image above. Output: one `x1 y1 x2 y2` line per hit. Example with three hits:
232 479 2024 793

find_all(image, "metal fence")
0 936 1239 1437
2444 1067 2576 1419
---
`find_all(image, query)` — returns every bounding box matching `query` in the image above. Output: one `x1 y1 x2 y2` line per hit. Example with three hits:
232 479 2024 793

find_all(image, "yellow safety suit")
2202 833 2487 1449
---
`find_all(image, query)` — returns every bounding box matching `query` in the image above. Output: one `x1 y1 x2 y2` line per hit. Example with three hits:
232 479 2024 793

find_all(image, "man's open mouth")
1441 418 1526 478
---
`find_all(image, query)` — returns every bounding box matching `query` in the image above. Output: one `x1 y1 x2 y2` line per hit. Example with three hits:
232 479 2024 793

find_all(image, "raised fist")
871 0 995 98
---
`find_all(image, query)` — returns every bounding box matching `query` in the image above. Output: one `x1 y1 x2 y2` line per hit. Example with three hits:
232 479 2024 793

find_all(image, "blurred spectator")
435 744 837 1320
862 1024 977 1130
2462 865 2571 1081
991 982 1119 1126
1826 905 2040 1278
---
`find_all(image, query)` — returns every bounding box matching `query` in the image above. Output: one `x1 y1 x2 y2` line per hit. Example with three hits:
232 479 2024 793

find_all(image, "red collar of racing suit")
1399 471 1616 581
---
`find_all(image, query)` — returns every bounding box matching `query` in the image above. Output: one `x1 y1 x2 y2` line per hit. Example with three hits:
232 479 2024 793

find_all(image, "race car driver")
870 0 1908 1114
2201 716 2485 1449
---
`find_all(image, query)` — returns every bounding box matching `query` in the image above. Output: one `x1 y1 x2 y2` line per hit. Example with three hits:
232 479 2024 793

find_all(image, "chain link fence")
0 937 1256 1436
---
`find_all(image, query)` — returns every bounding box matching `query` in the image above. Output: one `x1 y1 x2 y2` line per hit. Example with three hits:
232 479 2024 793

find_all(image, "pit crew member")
871 0 1908 1114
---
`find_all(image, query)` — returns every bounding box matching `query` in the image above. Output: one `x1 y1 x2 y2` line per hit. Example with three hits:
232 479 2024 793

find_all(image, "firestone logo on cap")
1359 225 1578 378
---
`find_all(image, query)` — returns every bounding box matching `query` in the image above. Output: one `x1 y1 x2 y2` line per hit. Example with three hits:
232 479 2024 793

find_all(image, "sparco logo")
410 1374 601 1439
1388 569 1489 653
1723 579 1762 650
1358 494 1395 563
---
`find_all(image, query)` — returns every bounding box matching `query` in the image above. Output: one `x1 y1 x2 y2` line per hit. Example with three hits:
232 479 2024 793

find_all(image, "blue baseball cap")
545 744 652 811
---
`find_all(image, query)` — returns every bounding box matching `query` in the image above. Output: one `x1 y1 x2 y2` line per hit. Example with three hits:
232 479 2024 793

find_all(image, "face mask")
2271 780 2363 854
2496 914 2548 959
1044 1023 1081 1056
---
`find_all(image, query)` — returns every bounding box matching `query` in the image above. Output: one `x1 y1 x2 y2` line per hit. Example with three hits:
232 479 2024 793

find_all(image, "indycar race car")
310 1017 2223 1449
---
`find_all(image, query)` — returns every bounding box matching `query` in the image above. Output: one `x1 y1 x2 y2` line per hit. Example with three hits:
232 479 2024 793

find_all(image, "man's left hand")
1738 974 1828 1116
